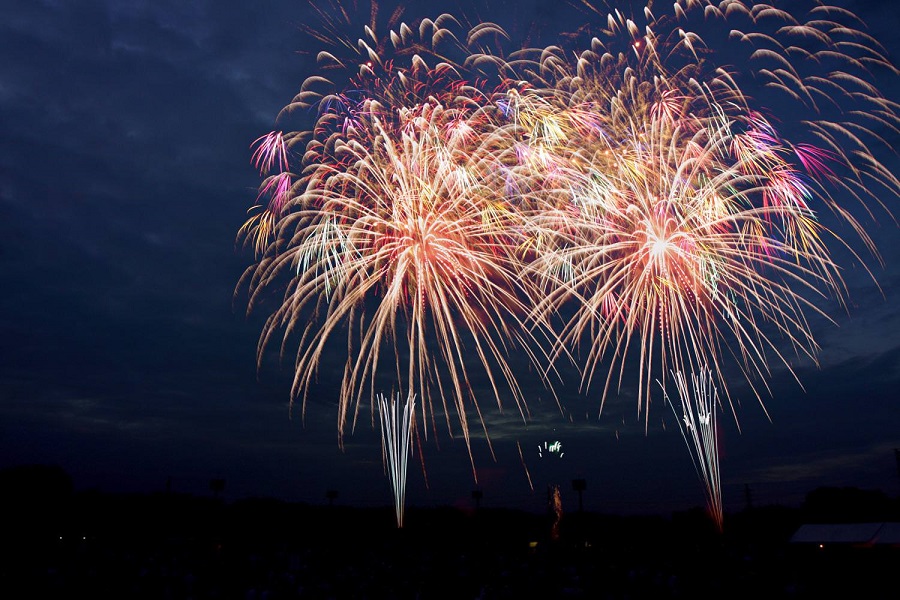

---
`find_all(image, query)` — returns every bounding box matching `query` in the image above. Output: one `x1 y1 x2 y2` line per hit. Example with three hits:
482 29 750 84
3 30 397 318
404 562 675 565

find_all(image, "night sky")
1 0 898 517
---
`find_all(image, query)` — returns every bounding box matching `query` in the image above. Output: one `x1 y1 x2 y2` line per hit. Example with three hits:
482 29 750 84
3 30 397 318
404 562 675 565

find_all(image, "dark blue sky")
1 0 898 516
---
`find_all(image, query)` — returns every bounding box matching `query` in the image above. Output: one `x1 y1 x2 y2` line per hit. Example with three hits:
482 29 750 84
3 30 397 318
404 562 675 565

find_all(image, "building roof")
790 522 900 545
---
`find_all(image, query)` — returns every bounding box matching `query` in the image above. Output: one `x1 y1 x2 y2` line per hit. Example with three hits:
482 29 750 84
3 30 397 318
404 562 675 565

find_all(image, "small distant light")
818 544 824 549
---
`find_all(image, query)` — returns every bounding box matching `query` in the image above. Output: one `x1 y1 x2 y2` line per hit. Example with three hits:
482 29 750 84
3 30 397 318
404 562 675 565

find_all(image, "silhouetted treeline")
1 464 898 599
800 485 899 522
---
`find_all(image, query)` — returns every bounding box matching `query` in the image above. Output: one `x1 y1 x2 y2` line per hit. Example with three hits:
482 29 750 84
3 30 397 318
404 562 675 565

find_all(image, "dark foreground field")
2 466 898 599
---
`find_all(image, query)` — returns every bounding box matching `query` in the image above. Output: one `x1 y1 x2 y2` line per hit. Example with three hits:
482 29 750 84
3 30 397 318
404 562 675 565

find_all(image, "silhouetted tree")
802 486 897 522
0 464 74 538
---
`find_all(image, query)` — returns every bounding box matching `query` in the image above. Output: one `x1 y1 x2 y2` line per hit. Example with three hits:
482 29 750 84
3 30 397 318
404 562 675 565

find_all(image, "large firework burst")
237 0 897 482
238 9 555 474
514 0 897 421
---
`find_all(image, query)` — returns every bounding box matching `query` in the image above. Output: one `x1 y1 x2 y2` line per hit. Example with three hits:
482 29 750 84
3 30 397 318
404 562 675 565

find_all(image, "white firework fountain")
377 392 416 528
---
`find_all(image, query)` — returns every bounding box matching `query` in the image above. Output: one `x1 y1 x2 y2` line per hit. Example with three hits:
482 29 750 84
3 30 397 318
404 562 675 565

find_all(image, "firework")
238 0 897 487
237 12 558 477
661 369 723 531
549 484 563 541
538 440 564 459
517 0 897 422
378 392 416 528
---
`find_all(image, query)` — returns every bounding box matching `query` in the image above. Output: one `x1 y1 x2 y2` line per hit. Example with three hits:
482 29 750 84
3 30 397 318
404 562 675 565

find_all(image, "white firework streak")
661 369 723 531
378 392 416 528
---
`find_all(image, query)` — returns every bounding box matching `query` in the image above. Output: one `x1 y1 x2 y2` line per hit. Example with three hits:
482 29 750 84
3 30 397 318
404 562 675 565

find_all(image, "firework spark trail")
237 14 562 477
238 0 897 481
513 0 897 422
378 392 416 528
661 369 723 532
245 106 556 471
516 440 534 492
524 99 848 422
